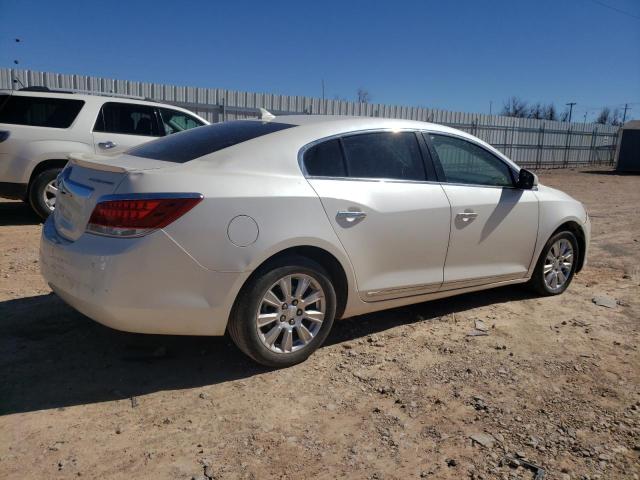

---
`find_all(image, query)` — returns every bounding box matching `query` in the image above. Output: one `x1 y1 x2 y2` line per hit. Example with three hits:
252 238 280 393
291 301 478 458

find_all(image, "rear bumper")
40 217 248 336
0 181 27 200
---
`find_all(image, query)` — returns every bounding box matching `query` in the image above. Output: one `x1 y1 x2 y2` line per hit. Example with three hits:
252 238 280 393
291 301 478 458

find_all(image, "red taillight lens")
87 195 202 237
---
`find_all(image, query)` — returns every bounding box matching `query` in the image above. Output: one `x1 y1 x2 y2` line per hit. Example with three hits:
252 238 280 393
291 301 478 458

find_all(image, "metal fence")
1 68 619 168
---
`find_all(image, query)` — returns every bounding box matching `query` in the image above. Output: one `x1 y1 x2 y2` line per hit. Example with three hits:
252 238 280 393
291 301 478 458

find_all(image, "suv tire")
29 168 62 220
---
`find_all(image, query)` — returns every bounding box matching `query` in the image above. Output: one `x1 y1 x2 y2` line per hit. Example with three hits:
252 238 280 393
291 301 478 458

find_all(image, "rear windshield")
128 120 296 162
0 95 84 128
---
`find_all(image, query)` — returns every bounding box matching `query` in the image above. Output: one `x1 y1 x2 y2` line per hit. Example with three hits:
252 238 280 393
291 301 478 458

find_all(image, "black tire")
228 256 337 368
528 230 579 296
28 168 62 220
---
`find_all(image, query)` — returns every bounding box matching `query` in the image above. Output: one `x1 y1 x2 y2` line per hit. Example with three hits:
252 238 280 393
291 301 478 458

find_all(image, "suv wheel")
28 168 62 220
228 256 337 367
528 231 578 296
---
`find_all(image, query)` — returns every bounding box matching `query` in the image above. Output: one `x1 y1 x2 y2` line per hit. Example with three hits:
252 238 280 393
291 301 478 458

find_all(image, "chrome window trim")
298 128 532 190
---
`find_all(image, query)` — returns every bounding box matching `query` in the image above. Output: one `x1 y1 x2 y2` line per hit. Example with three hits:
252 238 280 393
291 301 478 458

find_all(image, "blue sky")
1 0 639 121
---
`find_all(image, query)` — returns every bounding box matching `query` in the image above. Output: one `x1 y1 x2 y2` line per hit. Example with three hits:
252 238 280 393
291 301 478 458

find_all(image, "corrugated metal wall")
1 68 619 168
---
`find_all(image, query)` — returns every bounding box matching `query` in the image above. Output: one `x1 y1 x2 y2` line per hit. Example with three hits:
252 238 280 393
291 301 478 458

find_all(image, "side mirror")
516 168 538 189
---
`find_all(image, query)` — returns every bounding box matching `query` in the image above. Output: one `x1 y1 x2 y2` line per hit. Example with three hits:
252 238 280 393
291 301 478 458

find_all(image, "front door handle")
98 141 117 150
336 210 367 221
456 211 478 222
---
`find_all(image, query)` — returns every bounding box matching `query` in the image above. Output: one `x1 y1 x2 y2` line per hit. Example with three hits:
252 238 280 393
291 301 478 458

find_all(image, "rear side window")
128 120 296 163
342 132 426 181
94 102 161 136
0 95 84 128
159 108 204 135
303 139 346 177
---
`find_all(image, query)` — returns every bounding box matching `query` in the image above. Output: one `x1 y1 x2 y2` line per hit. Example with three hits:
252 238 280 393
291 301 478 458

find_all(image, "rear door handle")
456 211 478 222
98 141 117 149
336 210 367 221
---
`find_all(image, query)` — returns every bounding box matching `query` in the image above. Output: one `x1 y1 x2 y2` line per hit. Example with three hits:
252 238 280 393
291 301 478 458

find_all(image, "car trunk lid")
53 153 177 241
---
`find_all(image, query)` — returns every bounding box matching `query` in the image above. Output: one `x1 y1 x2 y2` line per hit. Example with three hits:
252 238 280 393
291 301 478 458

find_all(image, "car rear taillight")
86 194 203 237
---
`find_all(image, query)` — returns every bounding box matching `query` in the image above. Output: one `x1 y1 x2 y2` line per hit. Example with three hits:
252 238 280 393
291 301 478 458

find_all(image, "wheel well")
246 246 349 319
28 159 68 194
553 221 586 272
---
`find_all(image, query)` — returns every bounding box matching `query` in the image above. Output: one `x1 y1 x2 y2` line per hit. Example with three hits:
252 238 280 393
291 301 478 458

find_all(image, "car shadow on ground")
0 286 537 415
0 200 41 226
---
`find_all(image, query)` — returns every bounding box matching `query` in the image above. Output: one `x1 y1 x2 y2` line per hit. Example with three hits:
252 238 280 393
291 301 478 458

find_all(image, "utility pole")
489 100 493 116
622 103 630 124
321 79 325 102
566 102 577 123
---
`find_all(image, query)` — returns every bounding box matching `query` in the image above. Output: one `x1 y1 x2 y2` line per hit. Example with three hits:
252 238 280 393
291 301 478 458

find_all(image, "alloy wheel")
543 238 574 291
43 179 59 211
256 273 326 354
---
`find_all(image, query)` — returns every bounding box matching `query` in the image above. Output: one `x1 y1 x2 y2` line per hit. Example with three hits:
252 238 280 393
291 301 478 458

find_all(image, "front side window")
94 102 160 136
303 139 346 177
0 95 84 128
341 132 426 181
159 108 204 135
428 134 514 187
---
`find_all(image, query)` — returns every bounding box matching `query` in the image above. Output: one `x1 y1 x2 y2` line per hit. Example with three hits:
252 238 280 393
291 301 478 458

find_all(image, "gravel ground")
0 167 639 480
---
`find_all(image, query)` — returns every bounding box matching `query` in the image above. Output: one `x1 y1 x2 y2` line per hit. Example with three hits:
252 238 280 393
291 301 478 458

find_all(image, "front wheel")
528 231 578 296
228 257 337 367
28 168 62 220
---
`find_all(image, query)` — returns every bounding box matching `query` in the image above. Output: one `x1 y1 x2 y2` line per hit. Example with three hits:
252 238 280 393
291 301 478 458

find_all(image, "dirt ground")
0 168 638 480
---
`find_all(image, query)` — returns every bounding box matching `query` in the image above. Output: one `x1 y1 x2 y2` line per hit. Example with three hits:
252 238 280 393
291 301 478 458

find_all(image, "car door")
425 133 539 288
92 102 162 155
304 131 451 301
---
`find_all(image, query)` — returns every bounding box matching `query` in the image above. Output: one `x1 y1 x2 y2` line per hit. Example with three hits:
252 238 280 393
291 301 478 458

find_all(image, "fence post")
536 123 545 169
609 128 620 166
588 126 597 165
563 126 572 167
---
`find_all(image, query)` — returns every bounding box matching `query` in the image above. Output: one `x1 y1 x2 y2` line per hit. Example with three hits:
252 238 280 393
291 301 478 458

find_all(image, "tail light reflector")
86 194 202 237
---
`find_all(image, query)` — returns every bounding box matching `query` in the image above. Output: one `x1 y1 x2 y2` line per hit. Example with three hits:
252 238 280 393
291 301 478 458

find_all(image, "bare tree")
528 102 544 120
560 108 571 122
542 103 557 121
596 107 611 125
501 96 528 117
356 88 371 104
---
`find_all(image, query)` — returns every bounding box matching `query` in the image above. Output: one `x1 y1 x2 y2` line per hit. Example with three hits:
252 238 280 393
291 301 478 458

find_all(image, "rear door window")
0 95 84 128
159 108 205 135
128 120 296 163
341 132 426 181
94 102 161 136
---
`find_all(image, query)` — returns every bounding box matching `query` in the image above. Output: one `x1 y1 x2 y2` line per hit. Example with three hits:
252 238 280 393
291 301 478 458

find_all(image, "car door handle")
98 141 117 149
456 211 478 222
336 210 367 221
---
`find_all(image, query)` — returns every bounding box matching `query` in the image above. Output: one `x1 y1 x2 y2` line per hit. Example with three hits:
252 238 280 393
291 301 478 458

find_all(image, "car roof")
260 114 475 139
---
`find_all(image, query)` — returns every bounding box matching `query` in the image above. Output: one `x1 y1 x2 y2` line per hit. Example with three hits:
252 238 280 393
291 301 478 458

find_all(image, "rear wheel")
528 231 578 296
28 168 62 220
228 257 336 367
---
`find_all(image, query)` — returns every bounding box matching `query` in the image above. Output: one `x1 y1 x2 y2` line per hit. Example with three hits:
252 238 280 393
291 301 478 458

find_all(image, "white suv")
0 87 208 218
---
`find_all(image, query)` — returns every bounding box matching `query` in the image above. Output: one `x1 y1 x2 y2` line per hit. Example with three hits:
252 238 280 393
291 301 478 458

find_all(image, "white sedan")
40 114 590 367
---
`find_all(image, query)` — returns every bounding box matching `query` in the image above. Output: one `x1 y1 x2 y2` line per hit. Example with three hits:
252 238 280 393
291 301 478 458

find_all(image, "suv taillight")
86 195 202 237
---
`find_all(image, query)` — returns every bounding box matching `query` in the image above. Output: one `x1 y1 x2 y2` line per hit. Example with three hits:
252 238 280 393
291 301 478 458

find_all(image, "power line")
588 0 640 20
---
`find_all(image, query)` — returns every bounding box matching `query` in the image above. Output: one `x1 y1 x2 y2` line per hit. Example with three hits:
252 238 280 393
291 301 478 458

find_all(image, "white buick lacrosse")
40 113 590 367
